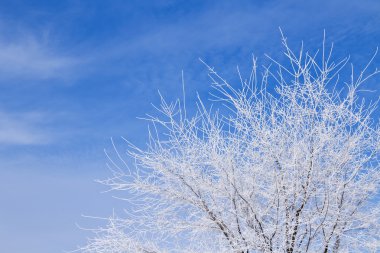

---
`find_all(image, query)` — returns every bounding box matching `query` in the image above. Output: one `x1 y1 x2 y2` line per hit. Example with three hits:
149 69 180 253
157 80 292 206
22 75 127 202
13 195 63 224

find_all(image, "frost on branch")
80 36 380 253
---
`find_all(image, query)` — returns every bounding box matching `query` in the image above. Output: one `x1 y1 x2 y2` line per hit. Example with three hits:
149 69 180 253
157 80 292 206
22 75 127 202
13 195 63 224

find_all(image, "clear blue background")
0 1 379 252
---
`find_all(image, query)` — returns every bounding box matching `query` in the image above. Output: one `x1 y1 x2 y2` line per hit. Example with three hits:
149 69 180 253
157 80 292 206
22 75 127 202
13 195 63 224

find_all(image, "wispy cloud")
0 37 78 81
0 18 81 82
0 110 51 145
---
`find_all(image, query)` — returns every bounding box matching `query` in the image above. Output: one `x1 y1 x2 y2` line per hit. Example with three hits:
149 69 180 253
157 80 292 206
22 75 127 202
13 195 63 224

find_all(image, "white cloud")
0 25 80 81
0 110 51 145
0 38 76 80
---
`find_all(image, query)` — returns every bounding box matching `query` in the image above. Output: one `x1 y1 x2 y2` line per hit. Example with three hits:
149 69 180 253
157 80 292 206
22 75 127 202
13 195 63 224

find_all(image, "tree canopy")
80 35 380 253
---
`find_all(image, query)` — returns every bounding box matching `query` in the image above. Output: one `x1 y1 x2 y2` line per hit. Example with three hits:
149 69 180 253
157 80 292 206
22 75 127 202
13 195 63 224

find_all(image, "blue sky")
0 0 379 252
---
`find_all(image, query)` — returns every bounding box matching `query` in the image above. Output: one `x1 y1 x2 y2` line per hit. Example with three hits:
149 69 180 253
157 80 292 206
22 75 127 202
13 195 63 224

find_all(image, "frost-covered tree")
80 35 380 253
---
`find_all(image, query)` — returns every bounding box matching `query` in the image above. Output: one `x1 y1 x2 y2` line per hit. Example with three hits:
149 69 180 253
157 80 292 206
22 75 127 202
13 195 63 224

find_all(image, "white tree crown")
80 34 380 253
